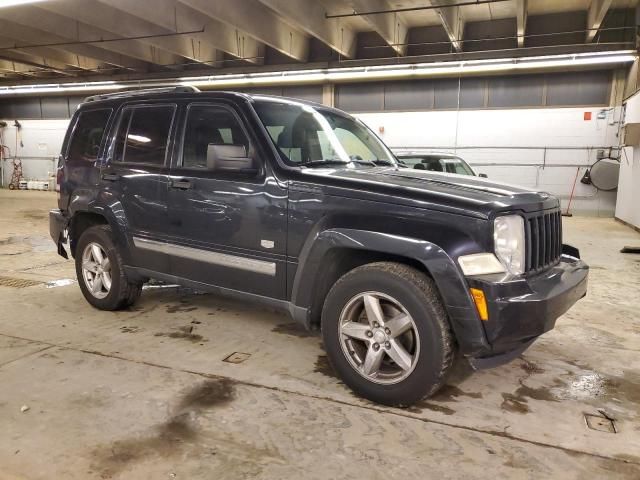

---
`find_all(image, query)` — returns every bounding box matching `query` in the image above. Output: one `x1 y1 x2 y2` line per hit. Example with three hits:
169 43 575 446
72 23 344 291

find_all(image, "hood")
295 166 558 218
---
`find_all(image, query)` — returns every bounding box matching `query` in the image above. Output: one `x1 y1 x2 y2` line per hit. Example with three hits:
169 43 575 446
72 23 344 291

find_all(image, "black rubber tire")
75 225 142 311
321 262 455 406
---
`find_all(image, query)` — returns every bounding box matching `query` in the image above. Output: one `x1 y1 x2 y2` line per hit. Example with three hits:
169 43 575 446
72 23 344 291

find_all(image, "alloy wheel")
81 242 112 299
338 291 420 385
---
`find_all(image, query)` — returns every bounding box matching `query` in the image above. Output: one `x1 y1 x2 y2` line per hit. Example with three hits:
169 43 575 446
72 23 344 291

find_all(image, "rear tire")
75 225 141 310
321 262 455 406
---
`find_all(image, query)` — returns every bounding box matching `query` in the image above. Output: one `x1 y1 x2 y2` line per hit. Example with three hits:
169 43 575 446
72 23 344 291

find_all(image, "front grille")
525 209 562 274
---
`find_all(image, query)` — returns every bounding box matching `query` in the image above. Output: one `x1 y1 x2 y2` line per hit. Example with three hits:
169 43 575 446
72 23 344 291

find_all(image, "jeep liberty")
50 86 589 406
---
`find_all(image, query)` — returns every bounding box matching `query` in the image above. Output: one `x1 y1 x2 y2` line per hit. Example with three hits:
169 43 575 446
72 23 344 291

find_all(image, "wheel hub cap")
373 329 386 344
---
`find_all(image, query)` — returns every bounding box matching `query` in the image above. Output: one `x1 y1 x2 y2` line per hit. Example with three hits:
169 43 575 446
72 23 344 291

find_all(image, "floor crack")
0 344 55 368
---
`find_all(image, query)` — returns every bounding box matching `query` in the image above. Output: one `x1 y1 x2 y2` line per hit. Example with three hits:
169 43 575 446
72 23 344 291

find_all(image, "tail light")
56 168 63 191
55 155 63 197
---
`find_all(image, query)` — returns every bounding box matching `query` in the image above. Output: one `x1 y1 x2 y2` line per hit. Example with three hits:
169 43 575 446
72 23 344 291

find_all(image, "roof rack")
84 85 200 103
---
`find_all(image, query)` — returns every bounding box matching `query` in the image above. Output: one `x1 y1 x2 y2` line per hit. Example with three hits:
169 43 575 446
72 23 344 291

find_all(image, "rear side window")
67 109 112 163
113 105 175 165
181 105 249 169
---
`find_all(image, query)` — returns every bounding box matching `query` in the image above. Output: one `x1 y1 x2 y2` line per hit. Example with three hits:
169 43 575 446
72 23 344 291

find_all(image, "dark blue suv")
50 86 588 406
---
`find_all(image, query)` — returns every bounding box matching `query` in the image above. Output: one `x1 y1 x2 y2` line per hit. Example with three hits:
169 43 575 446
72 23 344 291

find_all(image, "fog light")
470 288 489 321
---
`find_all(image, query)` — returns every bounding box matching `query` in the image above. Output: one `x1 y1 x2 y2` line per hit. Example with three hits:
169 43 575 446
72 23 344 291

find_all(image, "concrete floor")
0 189 639 480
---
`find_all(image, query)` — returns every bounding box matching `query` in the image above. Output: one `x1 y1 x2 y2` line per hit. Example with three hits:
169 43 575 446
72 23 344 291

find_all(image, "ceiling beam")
97 0 264 65
179 0 309 62
257 0 357 58
516 0 527 48
349 0 408 55
0 33 104 72
431 1 463 52
39 0 218 65
587 0 613 42
0 18 131 70
0 59 55 77
0 49 76 75
0 18 147 72
1 6 180 68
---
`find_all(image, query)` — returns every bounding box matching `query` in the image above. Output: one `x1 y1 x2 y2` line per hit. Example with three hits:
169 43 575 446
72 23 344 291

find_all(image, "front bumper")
49 209 69 259
467 253 588 364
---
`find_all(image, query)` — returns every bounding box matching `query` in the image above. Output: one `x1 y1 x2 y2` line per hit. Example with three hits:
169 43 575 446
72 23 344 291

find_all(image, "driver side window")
182 105 249 169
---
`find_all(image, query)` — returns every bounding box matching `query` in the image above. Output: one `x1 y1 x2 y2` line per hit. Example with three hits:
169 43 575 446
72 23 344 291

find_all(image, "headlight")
493 215 525 275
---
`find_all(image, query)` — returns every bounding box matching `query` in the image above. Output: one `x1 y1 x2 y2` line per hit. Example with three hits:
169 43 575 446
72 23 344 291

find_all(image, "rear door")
166 101 288 299
101 103 177 271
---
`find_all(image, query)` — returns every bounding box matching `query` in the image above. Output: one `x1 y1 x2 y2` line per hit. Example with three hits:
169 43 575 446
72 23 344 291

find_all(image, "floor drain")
0 276 42 288
584 413 617 433
223 352 251 364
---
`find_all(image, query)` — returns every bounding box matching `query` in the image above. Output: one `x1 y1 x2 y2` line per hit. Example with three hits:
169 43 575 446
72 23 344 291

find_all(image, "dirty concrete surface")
0 189 639 479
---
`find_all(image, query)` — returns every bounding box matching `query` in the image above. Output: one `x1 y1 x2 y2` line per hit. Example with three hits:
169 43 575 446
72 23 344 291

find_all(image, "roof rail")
84 85 200 103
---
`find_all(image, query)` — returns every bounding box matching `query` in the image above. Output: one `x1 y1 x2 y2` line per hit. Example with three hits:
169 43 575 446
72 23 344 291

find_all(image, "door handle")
102 173 120 182
170 179 193 190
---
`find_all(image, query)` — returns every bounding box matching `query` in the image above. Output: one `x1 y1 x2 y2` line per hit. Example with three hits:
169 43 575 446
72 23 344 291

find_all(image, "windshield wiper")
351 159 396 167
299 159 351 167
350 159 377 167
298 158 396 168
370 159 395 166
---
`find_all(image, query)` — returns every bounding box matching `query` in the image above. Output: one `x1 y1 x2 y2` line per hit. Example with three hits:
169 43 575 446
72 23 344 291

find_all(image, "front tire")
322 262 455 406
75 225 141 310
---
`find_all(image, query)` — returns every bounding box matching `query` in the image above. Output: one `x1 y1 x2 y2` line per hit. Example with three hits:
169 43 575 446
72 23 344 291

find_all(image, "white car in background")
393 151 487 178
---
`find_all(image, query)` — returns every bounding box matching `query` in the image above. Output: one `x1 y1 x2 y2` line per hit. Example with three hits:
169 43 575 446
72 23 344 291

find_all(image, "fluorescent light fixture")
0 81 124 95
0 50 636 96
0 0 49 8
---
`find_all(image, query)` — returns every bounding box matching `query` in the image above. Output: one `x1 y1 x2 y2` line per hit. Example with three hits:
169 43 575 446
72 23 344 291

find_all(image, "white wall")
615 92 640 228
358 107 622 216
1 119 70 187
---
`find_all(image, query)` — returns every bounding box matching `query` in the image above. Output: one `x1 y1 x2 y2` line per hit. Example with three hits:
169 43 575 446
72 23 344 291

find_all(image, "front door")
101 103 177 271
167 102 287 299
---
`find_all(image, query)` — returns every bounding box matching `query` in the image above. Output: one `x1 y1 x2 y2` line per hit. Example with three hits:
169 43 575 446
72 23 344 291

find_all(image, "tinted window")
114 105 175 165
182 105 249 169
67 109 112 162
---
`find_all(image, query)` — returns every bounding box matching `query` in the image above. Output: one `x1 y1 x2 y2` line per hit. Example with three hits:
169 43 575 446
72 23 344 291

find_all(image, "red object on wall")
584 111 592 121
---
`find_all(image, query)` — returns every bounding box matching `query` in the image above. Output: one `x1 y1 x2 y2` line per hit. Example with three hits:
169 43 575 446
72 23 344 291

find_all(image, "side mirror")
207 144 256 173
478 173 488 178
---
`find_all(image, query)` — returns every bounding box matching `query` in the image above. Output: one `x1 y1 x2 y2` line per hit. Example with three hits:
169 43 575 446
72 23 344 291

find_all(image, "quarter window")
67 109 112 163
182 105 249 169
113 105 175 165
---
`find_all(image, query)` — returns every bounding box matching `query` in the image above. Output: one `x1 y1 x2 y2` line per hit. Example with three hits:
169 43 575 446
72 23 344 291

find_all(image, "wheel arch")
67 204 131 262
68 211 108 257
291 228 490 355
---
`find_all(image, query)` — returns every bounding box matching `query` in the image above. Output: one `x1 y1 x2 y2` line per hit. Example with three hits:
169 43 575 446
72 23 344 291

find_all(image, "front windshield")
399 155 475 176
253 99 396 167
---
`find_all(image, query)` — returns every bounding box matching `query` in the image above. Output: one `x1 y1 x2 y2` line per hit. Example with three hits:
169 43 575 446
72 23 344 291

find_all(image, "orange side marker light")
470 288 489 321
